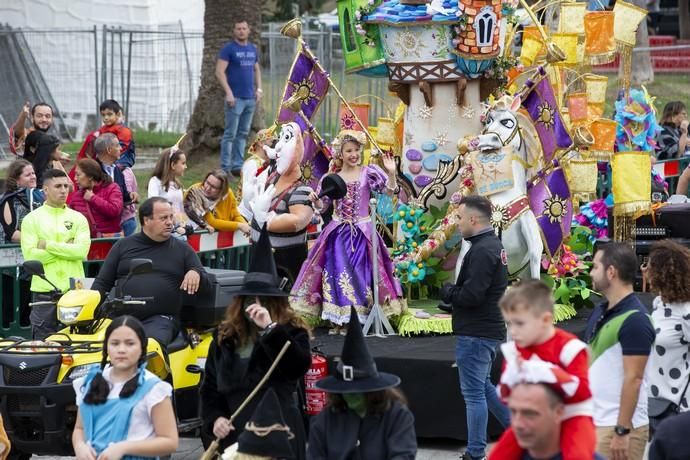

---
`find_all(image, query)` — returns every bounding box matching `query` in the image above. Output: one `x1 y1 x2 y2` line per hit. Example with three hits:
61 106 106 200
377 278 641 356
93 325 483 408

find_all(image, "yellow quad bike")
0 259 244 459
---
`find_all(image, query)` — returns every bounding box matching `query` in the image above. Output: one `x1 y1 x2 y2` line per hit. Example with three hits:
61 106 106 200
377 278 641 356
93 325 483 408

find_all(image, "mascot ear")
510 95 522 113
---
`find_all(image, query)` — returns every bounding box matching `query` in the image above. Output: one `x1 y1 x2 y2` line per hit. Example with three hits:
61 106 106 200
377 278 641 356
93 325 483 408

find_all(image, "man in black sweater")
92 197 207 345
439 195 511 460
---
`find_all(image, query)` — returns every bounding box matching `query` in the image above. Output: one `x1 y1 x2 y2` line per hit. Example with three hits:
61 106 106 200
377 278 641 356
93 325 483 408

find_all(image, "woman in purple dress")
290 130 405 332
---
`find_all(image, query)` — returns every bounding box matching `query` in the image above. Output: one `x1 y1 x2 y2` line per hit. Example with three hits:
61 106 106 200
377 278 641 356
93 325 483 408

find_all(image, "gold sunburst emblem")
288 78 317 106
536 102 555 129
490 206 509 230
543 194 567 224
301 162 313 182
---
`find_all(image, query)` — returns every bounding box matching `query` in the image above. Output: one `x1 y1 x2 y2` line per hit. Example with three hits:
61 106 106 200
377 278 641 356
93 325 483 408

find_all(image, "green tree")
187 0 264 157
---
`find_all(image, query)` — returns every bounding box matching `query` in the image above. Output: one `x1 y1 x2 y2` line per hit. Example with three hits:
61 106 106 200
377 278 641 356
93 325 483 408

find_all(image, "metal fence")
0 19 396 152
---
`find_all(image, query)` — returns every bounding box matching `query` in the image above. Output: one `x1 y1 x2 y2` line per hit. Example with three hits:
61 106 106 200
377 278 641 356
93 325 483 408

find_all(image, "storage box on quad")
181 268 246 328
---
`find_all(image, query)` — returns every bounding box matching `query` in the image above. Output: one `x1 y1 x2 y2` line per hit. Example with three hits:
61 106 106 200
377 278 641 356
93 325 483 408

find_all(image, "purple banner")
276 47 330 129
528 167 573 257
301 132 331 191
521 68 572 162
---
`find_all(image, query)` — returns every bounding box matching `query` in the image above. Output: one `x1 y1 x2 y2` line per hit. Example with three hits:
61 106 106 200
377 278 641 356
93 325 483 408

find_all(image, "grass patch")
59 130 184 156
603 73 690 115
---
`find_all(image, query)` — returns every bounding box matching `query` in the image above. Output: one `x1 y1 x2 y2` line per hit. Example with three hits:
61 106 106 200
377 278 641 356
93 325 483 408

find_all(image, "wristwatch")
614 425 631 436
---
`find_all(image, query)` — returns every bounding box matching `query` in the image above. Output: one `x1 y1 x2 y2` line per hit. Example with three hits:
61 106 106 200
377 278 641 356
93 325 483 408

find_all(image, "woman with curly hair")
644 239 690 437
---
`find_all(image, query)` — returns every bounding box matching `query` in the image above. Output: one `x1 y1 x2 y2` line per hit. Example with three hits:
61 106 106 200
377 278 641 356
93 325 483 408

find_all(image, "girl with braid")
72 316 178 460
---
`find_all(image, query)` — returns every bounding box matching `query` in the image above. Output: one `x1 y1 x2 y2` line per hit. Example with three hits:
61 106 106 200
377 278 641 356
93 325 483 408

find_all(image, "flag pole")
280 18 383 155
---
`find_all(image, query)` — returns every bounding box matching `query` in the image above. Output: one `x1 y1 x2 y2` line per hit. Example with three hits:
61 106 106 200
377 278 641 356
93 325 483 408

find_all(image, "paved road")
34 437 467 459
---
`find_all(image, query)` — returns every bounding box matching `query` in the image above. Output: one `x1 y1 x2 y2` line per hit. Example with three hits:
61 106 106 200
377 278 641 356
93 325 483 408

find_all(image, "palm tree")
187 0 263 157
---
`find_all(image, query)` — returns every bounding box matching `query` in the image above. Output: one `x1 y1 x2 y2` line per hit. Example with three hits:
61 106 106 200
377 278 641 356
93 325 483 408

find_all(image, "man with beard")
10 101 55 155
585 242 655 460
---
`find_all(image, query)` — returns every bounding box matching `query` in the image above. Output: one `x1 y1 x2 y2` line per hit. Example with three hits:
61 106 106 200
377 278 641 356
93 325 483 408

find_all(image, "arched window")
474 6 497 47
343 8 357 52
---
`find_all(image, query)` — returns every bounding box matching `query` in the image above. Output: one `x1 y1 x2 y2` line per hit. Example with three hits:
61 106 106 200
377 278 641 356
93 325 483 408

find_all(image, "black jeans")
29 292 59 340
141 315 179 346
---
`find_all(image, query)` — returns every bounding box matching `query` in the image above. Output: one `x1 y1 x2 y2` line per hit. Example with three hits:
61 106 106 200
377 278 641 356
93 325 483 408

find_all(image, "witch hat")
316 307 400 394
318 174 347 201
235 388 295 459
235 224 288 297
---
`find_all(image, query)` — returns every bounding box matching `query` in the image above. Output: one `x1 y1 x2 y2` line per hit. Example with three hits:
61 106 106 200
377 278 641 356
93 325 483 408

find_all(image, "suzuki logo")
18 362 27 370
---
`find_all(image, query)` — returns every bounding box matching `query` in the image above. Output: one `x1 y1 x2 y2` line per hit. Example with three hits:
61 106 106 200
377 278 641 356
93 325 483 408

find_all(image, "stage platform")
311 306 598 441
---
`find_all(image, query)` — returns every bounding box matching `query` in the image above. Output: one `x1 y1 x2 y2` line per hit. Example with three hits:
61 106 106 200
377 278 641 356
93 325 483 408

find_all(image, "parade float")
328 0 660 335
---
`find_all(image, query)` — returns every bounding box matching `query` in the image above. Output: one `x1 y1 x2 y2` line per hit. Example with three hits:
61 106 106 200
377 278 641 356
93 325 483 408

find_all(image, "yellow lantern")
584 11 616 64
589 118 617 160
584 74 608 105
613 0 648 47
611 151 651 216
565 159 598 202
567 92 588 126
552 33 580 67
375 117 396 147
520 27 544 66
559 2 587 35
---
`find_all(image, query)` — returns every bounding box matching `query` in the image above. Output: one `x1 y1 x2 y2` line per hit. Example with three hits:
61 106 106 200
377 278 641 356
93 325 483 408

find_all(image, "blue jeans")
221 98 256 173
121 217 137 237
456 335 511 458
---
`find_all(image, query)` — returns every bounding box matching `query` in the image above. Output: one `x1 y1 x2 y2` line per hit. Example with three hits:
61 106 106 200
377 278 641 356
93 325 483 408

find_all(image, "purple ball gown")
290 165 405 325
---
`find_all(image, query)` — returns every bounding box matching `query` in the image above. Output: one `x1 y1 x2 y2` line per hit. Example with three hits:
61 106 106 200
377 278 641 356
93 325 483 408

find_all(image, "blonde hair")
499 280 554 315
330 130 367 172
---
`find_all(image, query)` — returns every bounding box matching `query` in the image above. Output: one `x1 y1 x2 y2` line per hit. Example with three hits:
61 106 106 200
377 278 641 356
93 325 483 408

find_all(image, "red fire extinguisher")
304 350 328 415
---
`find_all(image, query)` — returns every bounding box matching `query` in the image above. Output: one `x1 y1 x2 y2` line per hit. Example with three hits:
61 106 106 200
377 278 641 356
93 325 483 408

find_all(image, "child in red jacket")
489 280 596 460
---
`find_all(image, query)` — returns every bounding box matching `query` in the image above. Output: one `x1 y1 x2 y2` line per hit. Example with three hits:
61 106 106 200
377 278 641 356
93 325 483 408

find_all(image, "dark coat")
201 322 311 458
306 401 417 460
441 228 508 341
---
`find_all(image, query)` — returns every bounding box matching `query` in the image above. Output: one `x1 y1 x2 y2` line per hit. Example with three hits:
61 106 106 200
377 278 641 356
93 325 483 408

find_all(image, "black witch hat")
236 388 295 459
235 224 288 297
316 307 401 393
318 174 347 201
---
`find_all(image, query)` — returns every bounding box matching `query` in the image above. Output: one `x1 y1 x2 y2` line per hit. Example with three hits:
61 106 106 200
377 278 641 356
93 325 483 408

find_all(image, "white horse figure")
455 96 544 280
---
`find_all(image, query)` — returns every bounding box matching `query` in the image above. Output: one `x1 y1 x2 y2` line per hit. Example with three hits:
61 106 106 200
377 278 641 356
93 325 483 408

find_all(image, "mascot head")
274 122 304 175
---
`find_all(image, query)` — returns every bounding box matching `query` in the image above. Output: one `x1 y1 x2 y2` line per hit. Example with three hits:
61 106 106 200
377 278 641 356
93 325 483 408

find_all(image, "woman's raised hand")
245 298 273 329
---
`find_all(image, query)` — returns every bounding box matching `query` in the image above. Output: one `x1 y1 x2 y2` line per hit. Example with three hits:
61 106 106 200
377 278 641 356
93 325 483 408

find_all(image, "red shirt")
500 329 592 408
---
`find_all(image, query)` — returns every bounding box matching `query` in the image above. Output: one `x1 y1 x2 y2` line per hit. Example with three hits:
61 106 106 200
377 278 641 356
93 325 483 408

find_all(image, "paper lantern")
520 32 544 66
552 33 580 67
375 117 396 146
613 0 648 47
565 159 598 197
567 92 589 126
611 151 651 216
588 102 604 120
589 118 617 159
584 11 616 64
584 74 608 105
339 102 369 131
560 2 587 34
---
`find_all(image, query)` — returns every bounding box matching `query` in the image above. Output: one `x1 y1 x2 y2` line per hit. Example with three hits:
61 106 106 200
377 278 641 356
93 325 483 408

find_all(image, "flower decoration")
450 13 470 48
356 1 382 47
541 245 586 277
614 87 660 153
484 55 520 93
573 198 609 240
407 261 427 283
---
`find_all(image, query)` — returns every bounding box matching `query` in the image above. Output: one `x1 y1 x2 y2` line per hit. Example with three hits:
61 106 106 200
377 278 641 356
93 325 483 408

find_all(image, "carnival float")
260 0 682 336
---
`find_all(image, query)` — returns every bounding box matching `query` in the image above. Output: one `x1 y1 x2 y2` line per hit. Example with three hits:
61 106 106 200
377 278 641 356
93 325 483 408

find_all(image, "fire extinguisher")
304 349 329 415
